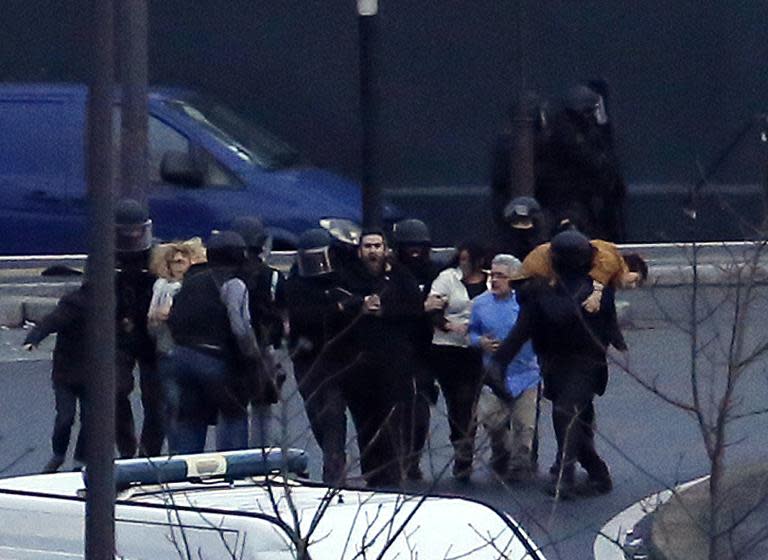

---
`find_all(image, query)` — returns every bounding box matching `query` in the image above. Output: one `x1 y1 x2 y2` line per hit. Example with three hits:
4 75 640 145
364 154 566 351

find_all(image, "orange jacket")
521 239 627 287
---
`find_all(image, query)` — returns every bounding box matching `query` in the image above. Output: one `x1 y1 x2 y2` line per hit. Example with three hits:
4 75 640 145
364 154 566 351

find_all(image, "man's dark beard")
363 256 384 275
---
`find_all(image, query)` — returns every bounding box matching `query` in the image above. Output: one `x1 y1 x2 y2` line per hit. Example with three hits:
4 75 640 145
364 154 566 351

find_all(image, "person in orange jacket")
520 220 646 313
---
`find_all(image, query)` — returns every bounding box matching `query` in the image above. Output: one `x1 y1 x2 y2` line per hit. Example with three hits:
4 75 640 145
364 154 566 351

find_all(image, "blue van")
0 83 362 254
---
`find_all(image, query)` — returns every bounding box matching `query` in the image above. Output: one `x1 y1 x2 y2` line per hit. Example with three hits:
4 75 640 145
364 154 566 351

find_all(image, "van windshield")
163 99 302 170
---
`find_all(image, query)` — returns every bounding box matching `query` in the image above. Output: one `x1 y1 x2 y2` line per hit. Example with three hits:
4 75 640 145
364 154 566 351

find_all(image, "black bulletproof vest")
168 269 236 356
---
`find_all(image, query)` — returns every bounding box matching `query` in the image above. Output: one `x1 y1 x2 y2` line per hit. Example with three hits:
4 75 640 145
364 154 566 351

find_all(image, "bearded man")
330 228 423 486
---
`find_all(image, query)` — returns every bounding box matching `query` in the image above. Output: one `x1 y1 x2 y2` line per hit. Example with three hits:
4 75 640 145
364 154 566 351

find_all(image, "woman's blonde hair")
149 237 206 279
180 236 207 264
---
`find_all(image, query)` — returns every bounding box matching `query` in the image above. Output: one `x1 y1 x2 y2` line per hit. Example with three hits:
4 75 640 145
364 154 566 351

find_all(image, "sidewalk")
595 465 768 559
651 464 768 560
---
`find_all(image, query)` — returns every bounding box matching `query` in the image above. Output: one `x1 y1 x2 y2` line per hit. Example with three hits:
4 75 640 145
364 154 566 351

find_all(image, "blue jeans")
165 346 248 454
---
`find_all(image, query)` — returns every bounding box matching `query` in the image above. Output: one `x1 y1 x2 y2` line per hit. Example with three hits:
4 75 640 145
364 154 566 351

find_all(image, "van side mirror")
160 151 204 187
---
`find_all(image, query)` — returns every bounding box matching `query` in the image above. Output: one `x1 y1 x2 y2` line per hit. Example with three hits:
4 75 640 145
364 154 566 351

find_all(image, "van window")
163 98 301 170
147 115 189 181
112 109 242 189
149 116 243 189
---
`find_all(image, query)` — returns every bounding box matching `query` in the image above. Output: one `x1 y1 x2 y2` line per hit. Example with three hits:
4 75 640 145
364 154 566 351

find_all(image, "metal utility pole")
117 0 149 206
507 91 538 199
508 0 536 200
357 0 383 228
85 0 117 557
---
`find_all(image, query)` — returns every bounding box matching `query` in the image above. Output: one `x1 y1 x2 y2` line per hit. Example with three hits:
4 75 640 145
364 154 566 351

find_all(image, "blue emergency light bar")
83 448 308 490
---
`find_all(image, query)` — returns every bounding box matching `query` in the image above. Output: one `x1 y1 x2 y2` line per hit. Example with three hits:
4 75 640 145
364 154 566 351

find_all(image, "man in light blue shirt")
469 254 541 480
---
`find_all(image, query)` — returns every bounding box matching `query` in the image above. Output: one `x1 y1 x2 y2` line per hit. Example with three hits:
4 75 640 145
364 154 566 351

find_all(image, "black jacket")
169 266 275 405
25 285 90 384
494 221 550 261
535 110 624 240
283 271 340 361
493 276 622 400
331 260 423 362
115 265 156 364
238 258 285 349
402 259 442 355
168 268 239 359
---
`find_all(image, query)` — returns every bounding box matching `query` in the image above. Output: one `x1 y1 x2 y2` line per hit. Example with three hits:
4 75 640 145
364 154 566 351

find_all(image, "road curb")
0 296 60 328
651 464 768 560
0 297 25 327
24 297 62 324
594 477 707 560
649 263 768 287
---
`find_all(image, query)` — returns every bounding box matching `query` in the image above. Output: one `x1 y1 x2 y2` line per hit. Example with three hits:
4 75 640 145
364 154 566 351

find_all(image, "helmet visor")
298 246 333 277
116 219 153 253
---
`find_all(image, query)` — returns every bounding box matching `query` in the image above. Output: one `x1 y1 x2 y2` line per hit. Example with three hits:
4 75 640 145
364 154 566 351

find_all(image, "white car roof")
0 450 545 559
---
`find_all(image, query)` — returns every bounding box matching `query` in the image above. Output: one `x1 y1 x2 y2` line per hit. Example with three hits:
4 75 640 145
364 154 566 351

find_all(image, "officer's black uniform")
284 228 348 484
496 196 550 260
240 258 285 349
391 219 442 480
231 216 286 350
114 200 160 458
535 85 625 241
492 230 621 496
331 244 423 486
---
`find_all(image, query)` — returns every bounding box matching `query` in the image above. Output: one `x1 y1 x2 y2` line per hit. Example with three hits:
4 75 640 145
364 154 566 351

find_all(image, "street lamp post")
507 92 538 199
508 0 536 200
357 0 383 228
117 0 149 206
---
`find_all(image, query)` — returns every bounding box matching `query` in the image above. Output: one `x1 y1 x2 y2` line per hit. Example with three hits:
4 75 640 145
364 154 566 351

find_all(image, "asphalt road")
1 285 768 559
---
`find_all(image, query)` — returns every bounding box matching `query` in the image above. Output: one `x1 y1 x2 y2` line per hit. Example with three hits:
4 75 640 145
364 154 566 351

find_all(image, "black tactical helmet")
206 230 247 266
115 198 153 253
296 228 334 277
503 196 541 230
298 228 333 251
392 218 431 246
550 229 594 275
231 215 267 251
564 84 600 115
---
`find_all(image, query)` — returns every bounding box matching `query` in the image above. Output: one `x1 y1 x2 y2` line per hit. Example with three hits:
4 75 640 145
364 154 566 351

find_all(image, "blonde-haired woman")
148 241 200 337
148 237 203 448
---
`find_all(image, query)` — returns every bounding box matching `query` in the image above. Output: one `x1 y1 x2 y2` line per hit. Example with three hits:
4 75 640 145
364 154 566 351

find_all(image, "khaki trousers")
476 385 537 471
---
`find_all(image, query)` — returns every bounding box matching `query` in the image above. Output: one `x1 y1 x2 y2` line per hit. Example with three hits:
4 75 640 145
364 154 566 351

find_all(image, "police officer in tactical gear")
498 196 550 260
491 229 620 498
114 199 160 458
231 216 285 350
231 216 285 447
167 230 271 453
296 229 335 276
321 219 362 270
391 219 432 280
535 83 626 241
390 218 442 480
284 228 349 484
